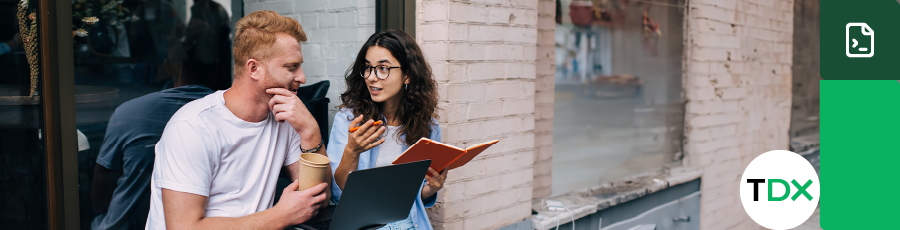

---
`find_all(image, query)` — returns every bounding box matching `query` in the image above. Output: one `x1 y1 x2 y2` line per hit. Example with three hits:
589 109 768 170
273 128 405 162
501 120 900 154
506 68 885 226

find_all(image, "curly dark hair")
339 29 439 145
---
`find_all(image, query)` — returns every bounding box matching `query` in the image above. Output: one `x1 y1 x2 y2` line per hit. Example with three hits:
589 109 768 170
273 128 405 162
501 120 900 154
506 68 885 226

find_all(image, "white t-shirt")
374 125 403 168
145 90 303 229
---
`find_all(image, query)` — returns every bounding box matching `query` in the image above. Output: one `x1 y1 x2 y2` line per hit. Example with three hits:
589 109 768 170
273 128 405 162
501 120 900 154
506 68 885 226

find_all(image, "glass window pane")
0 1 48 228
552 0 685 196
72 0 233 228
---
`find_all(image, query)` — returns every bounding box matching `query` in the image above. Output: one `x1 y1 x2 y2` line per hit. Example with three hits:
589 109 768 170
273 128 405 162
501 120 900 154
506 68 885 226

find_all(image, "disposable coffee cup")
297 153 330 191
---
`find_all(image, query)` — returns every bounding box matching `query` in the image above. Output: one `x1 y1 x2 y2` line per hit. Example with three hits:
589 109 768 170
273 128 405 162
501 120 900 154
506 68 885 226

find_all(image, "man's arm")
267 87 335 205
91 163 122 213
162 182 327 230
162 189 282 230
296 128 325 156
286 103 332 207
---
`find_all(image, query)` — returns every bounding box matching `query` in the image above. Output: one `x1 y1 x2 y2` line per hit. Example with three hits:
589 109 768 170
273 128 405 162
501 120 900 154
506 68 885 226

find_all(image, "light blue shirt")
327 108 441 230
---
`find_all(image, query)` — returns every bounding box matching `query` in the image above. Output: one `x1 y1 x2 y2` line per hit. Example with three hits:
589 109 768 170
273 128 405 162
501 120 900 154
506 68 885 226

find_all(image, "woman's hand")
344 115 385 156
422 167 448 199
335 115 385 190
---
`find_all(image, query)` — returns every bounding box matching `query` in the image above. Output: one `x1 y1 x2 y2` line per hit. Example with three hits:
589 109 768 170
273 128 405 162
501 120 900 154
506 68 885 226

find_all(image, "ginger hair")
233 10 307 78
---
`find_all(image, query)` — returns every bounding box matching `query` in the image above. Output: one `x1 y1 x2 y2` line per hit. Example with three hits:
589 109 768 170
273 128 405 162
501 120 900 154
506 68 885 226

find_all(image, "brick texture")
418 0 539 229
532 0 554 200
246 0 376 126
683 0 794 229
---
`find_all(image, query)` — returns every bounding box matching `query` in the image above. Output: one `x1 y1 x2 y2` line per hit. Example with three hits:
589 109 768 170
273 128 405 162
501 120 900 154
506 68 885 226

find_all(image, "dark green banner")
821 0 900 79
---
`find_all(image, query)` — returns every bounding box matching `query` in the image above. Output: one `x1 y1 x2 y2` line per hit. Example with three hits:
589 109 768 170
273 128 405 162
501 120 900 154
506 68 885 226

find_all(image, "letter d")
768 179 790 201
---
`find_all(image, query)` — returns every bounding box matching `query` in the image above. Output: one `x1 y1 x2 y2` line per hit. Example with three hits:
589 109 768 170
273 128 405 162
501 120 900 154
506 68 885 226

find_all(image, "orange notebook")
392 138 500 176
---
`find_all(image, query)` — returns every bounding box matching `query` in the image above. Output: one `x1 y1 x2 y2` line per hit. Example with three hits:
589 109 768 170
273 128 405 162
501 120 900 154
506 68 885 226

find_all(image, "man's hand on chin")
266 87 322 150
266 88 317 132
273 180 328 226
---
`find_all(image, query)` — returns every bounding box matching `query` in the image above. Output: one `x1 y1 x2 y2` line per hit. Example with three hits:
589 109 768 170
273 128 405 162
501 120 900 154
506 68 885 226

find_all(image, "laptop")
295 160 431 230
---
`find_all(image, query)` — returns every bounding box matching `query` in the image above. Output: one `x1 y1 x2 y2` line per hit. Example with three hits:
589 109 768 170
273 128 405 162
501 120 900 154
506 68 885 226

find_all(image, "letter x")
791 179 813 201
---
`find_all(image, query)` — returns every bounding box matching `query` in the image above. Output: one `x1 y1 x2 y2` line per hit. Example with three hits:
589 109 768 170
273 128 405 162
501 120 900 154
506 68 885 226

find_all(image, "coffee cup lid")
299 153 330 165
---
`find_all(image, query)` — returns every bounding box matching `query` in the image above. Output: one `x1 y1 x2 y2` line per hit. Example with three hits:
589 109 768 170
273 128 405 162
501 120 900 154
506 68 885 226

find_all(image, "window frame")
39 0 81 227
376 0 416 37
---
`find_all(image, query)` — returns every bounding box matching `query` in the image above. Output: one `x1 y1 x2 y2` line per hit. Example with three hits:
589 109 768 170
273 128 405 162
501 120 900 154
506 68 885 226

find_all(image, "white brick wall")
245 0 376 126
684 0 793 229
245 0 544 228
418 0 539 229
532 0 554 199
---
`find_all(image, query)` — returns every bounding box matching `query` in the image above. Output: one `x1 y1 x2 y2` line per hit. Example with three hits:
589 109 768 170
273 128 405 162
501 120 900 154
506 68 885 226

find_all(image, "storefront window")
71 0 233 228
0 0 48 228
552 0 685 196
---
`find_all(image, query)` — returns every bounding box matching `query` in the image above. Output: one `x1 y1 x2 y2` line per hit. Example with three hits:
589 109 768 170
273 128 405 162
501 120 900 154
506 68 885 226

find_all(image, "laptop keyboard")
296 218 331 230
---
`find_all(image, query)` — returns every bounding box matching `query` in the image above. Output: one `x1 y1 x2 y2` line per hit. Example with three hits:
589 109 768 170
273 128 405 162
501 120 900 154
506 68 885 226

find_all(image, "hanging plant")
82 16 99 25
74 28 89 37
71 0 131 57
71 0 131 33
17 0 39 97
72 9 98 37
641 5 662 57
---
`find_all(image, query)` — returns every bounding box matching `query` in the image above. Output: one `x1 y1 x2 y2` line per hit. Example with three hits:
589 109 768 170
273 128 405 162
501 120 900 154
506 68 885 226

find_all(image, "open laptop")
294 160 431 230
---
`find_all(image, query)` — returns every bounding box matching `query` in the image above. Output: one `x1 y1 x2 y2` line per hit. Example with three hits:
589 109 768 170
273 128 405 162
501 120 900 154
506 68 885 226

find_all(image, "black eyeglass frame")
360 64 402 80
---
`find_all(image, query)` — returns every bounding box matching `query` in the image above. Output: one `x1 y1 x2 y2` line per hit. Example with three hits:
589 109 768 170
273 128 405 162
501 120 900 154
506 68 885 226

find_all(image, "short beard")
260 72 282 101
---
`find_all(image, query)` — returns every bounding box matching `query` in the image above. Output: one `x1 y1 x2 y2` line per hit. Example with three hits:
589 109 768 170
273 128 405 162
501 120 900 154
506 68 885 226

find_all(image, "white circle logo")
739 150 820 230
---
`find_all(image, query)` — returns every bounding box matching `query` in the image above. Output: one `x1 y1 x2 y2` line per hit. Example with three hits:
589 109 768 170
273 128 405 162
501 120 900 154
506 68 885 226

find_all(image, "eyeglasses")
360 64 401 80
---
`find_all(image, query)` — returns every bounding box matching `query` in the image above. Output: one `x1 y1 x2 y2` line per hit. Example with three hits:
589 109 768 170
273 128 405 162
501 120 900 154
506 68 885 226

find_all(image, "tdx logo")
740 150 820 229
745 179 814 201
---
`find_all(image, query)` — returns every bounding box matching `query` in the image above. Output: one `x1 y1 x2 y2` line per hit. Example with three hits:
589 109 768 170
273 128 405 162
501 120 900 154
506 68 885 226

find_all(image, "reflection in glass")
0 0 48 229
552 0 685 196
71 0 232 228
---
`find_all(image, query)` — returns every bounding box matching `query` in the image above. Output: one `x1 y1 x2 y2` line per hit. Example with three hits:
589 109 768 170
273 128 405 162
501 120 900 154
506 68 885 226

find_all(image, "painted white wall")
245 0 377 127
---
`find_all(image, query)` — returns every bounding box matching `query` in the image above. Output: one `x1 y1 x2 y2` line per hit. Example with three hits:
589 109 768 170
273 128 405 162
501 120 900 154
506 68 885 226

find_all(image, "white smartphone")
545 200 566 212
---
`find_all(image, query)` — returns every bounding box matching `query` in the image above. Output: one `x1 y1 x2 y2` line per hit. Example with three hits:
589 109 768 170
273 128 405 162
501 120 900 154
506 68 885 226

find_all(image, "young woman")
327 29 446 230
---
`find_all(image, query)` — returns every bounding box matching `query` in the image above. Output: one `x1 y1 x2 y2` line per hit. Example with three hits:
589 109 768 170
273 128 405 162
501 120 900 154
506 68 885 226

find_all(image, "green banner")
821 0 900 79
821 80 900 228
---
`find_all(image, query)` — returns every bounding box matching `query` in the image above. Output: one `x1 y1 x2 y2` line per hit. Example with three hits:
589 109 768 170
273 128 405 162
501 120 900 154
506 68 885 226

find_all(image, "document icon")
846 23 874 58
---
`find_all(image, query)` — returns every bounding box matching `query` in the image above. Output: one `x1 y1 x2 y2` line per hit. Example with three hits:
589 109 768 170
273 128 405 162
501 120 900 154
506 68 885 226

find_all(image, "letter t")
747 179 766 201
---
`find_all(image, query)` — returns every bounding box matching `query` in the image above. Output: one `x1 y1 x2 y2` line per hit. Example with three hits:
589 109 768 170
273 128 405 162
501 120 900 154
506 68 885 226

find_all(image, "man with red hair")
146 10 329 230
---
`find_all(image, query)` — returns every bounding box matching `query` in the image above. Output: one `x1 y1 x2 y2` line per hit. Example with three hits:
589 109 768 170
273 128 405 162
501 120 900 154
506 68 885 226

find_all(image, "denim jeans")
377 215 416 230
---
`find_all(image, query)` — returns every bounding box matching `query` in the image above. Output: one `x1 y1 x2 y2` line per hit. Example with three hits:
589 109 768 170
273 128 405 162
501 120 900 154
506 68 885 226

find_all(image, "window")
1 0 49 228
70 0 234 228
376 0 415 35
552 0 685 196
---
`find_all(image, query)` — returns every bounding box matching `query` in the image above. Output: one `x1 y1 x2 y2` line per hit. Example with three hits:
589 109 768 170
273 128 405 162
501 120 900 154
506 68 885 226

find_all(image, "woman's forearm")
421 185 437 200
334 149 360 190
